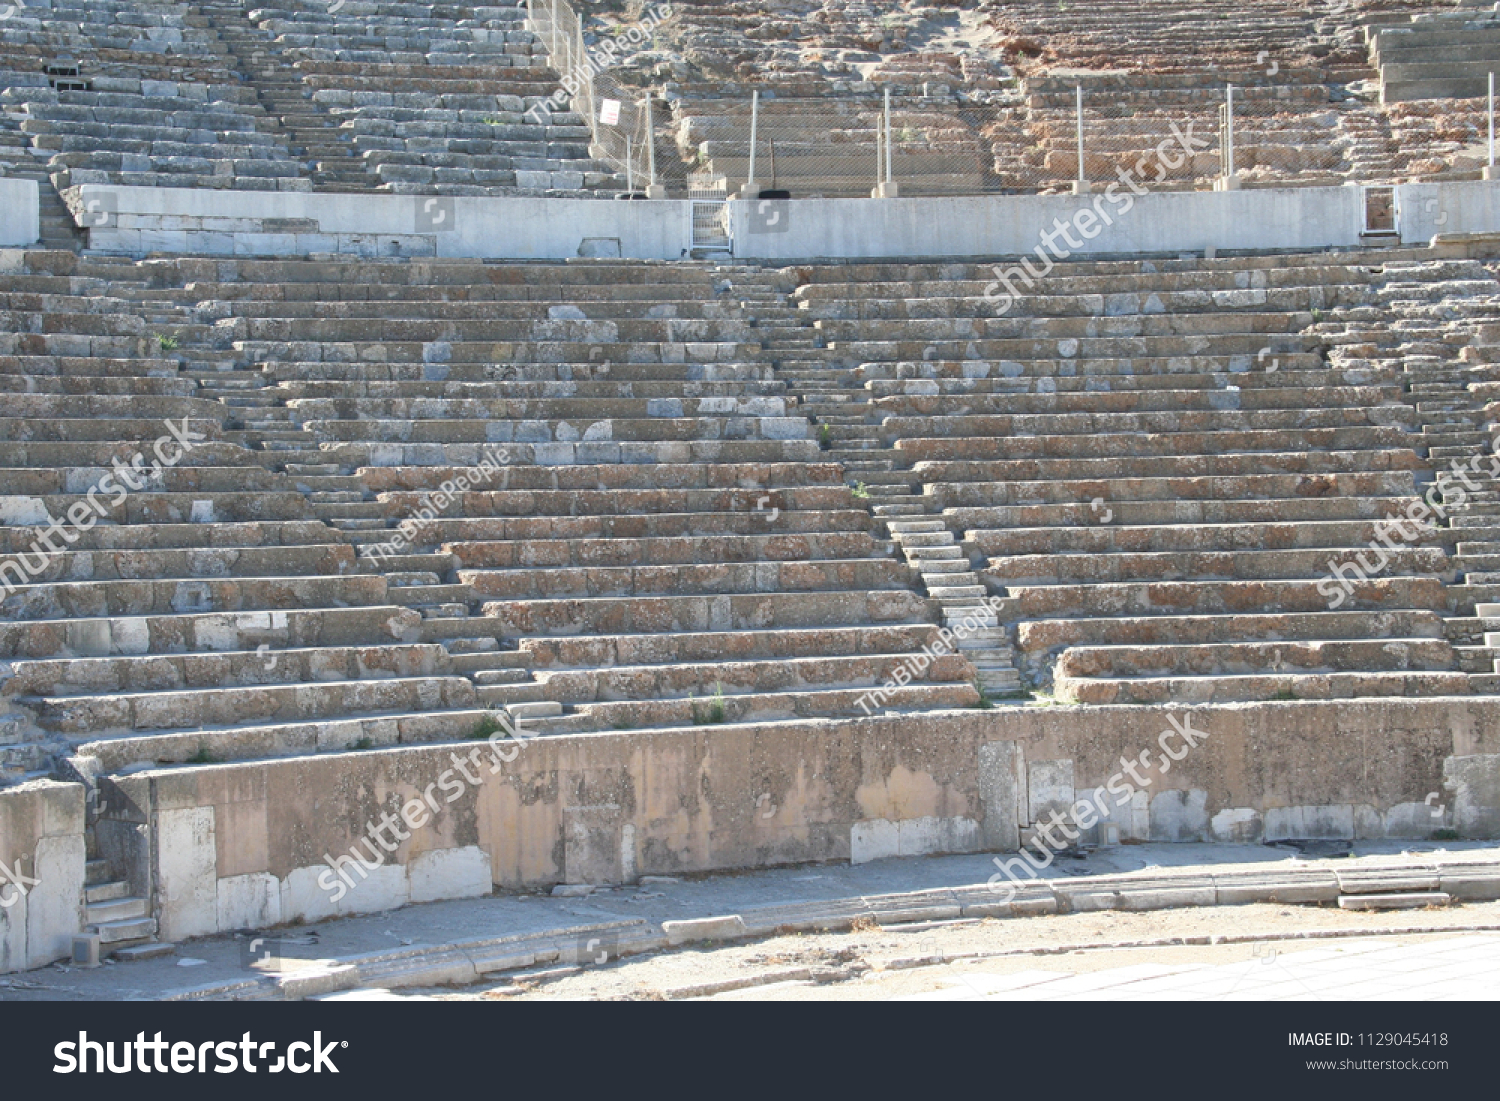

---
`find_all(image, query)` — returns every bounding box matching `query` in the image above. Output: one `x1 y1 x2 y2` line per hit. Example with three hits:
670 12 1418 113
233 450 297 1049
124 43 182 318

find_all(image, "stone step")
927 584 989 600
90 916 157 946
112 942 176 962
442 637 501 655
1337 893 1452 911
506 701 563 721
904 545 965 561
420 603 472 619
920 560 976 577
86 896 148 925
476 682 549 706
473 668 532 686
84 880 129 904
449 651 529 675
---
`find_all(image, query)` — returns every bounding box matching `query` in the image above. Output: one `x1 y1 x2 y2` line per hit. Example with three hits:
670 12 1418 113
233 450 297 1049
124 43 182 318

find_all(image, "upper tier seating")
238 0 620 195
0 0 306 193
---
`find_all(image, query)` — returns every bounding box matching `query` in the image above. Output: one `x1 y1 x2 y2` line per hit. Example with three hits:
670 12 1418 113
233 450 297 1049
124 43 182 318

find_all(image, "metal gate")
689 173 732 254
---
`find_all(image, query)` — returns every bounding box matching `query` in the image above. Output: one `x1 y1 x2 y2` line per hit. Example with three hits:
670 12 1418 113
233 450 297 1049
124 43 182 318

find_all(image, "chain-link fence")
527 0 1499 199
673 81 1364 198
526 0 677 194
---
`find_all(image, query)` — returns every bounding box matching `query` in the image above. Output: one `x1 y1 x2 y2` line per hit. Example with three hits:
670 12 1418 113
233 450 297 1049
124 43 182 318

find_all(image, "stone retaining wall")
70 698 1500 960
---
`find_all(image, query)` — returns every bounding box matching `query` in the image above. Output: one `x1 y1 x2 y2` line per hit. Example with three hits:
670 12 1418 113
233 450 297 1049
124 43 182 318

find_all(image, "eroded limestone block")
409 846 491 903
157 805 217 940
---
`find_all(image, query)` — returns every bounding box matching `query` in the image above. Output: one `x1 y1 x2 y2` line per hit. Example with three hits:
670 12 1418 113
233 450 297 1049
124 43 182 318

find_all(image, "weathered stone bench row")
354 459 843 492
875 384 1403 416
459 558 915 599
0 604 424 660
302 414 807 444
0 542 355 583
893 425 1416 463
236 339 766 365
483 590 936 638
984 546 1450 585
5 642 450 696
306 437 821 469
863 363 1395 393
24 673 476 736
3 572 387 620
389 508 872 546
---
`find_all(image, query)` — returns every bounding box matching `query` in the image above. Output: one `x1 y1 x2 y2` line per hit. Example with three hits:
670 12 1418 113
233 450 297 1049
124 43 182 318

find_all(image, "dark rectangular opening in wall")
1363 185 1398 236
45 58 88 92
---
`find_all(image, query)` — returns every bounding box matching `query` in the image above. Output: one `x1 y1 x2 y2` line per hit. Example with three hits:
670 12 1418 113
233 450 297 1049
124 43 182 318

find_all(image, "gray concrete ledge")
156 849 1500 1001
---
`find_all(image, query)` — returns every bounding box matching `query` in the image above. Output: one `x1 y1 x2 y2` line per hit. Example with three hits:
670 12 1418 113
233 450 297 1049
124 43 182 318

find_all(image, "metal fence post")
1226 83 1235 180
745 89 759 197
645 95 660 195
1490 71 1495 171
1075 85 1084 188
1074 85 1086 195
876 88 888 187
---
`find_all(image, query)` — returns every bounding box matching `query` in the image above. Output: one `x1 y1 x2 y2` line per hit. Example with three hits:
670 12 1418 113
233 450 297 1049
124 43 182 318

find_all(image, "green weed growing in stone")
691 682 728 724
468 712 509 739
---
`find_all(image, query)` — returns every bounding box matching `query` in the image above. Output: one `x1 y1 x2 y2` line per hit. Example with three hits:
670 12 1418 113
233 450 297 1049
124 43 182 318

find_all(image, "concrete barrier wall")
86 698 1500 949
67 179 1500 261
0 179 38 248
731 186 1369 260
71 185 691 260
1401 179 1500 241
0 780 84 971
